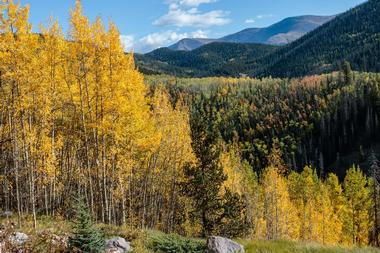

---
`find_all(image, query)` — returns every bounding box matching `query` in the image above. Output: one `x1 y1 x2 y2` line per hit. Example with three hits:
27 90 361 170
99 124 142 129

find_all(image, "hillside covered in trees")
136 0 380 78
135 42 277 77
1 0 380 252
252 0 380 77
147 67 380 178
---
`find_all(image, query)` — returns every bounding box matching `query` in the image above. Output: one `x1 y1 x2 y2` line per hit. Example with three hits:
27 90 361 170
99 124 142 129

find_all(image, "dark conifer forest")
146 67 380 178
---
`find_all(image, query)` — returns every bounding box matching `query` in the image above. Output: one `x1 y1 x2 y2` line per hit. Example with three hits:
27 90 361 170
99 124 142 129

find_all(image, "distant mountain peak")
221 15 335 45
167 15 335 51
169 38 217 51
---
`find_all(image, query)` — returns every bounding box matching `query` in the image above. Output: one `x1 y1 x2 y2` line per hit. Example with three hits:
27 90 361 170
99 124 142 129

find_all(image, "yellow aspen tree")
220 146 247 195
288 167 321 242
326 173 346 244
68 0 96 214
39 18 67 217
105 21 158 226
261 167 299 240
150 88 195 233
343 165 372 246
220 145 264 239
246 168 265 240
0 0 46 229
90 16 109 223
317 182 343 245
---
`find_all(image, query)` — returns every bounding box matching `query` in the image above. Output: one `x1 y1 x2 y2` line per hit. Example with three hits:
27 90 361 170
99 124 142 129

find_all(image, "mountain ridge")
136 0 380 78
135 42 277 76
251 0 380 77
167 15 335 51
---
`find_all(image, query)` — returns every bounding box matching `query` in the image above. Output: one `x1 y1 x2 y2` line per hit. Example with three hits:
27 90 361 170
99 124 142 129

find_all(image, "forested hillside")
136 0 380 78
253 0 380 77
135 42 277 77
147 66 380 178
2 0 380 252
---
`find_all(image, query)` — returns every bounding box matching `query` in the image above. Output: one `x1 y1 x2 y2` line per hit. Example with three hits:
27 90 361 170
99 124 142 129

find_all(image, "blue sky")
21 0 366 53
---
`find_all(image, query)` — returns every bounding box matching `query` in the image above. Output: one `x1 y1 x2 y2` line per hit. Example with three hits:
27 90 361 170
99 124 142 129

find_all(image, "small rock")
1 211 13 218
9 232 29 245
105 237 132 253
207 236 244 253
51 234 68 247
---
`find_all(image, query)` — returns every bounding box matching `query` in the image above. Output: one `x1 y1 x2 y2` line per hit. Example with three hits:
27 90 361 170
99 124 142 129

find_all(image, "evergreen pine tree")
219 189 248 238
69 200 105 253
182 104 246 237
182 121 226 237
342 61 354 86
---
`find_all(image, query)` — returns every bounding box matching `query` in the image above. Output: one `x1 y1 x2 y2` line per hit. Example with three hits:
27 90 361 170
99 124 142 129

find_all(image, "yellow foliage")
261 167 300 240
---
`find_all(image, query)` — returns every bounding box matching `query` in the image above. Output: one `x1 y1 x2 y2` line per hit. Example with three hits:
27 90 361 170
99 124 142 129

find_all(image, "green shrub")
147 232 206 253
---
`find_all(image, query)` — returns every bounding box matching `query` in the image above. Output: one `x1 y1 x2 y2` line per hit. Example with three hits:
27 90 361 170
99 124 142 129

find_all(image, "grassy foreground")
241 240 380 253
1 216 380 253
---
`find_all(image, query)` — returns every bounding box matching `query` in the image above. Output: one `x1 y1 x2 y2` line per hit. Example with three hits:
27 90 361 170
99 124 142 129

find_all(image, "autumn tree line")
1 0 380 248
0 0 195 232
147 64 380 178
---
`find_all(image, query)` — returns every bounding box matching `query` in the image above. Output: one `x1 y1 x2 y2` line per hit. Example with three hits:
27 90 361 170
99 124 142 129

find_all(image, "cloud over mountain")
154 0 230 28
122 30 209 53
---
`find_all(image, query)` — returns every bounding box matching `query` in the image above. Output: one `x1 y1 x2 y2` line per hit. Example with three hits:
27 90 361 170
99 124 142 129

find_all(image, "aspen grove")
0 0 380 248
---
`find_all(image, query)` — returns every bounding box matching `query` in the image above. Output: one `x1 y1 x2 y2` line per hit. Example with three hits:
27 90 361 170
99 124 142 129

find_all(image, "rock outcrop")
105 237 132 253
207 236 244 253
9 232 29 245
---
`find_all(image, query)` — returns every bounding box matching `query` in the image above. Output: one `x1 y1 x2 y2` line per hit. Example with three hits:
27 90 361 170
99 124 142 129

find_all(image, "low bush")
146 231 206 253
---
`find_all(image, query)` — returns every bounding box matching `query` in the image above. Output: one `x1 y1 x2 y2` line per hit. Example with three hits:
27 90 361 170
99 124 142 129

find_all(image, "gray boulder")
207 236 244 253
105 237 132 253
1 211 13 218
9 232 29 245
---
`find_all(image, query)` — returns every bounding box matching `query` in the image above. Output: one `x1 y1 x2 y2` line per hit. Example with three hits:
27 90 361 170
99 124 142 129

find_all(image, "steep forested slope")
251 0 380 77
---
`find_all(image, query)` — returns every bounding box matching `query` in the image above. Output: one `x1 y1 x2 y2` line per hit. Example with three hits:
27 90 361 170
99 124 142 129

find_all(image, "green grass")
240 240 380 253
2 216 380 253
145 230 206 253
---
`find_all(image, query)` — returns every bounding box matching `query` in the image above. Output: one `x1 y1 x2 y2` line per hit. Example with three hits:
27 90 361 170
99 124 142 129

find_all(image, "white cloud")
256 14 275 19
120 35 135 51
244 14 275 26
139 30 188 50
153 7 230 28
121 0 223 53
191 29 208 38
166 0 217 7
124 29 209 53
155 0 230 28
